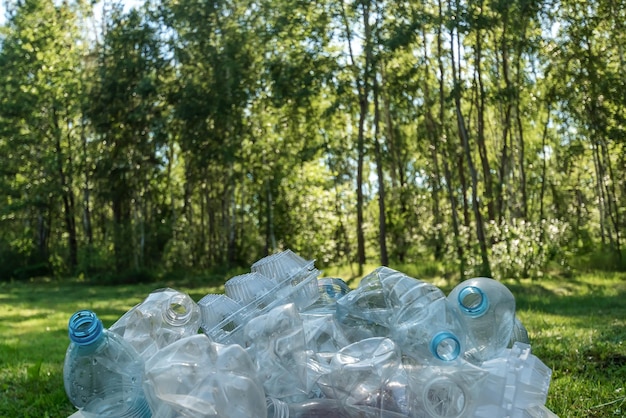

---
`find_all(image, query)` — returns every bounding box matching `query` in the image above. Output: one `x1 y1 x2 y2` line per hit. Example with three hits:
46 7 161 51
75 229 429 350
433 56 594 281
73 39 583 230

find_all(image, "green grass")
1 270 625 417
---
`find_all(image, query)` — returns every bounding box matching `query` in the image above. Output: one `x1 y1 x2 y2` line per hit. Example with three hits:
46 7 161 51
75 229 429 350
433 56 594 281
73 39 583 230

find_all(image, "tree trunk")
372 73 388 266
341 0 369 274
438 0 464 276
450 0 491 277
473 0 495 222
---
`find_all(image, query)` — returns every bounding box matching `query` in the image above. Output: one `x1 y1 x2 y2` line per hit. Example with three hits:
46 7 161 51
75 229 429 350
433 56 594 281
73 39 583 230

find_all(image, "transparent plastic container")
201 250 321 345
63 310 151 418
110 288 201 360
242 303 310 402
318 337 401 407
251 249 321 310
337 267 466 363
143 334 267 418
334 268 396 342
198 293 247 343
510 316 531 347
225 272 276 305
474 342 553 418
447 277 517 363
400 358 488 418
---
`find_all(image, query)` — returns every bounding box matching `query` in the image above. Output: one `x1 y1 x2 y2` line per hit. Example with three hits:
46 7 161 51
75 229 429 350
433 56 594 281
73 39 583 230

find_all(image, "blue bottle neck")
68 310 105 347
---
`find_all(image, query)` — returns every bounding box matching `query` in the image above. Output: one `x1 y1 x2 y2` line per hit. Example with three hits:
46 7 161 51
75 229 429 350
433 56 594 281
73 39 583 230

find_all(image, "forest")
0 0 624 283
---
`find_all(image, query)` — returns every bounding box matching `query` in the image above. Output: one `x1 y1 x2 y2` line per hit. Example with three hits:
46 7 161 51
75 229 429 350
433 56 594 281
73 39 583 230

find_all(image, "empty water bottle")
355 267 467 364
142 334 267 418
63 310 151 418
267 397 408 418
334 267 399 341
243 302 310 402
110 288 201 360
447 277 517 363
509 316 531 347
317 337 401 408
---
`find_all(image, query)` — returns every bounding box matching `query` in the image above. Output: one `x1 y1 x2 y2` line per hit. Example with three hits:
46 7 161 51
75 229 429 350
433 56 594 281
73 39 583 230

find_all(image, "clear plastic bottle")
509 316 531 347
110 288 201 360
143 334 267 418
317 337 401 407
447 277 517 363
242 302 310 402
63 310 151 418
335 268 395 341
267 397 346 418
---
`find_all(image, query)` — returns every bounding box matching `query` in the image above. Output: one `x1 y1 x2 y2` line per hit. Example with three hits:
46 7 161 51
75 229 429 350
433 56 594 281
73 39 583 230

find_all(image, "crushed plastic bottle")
403 358 488 418
243 302 310 402
142 334 267 418
63 310 151 418
110 288 201 360
337 267 467 364
447 277 517 363
63 253 559 418
317 337 402 409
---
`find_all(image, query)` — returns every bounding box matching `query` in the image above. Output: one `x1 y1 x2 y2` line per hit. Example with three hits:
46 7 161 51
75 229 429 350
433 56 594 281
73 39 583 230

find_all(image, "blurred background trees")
0 0 624 282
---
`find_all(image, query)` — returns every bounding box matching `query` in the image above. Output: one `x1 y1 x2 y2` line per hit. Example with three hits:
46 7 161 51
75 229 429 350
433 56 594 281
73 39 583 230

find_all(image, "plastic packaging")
63 310 151 418
242 302 310 402
337 267 466 363
473 342 553 418
267 397 408 418
251 249 321 310
317 337 401 409
335 268 396 341
110 288 201 360
225 272 276 306
142 334 267 418
447 277 517 363
403 358 487 418
510 316 531 347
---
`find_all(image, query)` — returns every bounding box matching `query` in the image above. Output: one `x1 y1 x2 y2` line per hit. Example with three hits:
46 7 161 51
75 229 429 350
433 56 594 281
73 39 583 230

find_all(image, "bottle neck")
68 310 105 347
162 293 194 326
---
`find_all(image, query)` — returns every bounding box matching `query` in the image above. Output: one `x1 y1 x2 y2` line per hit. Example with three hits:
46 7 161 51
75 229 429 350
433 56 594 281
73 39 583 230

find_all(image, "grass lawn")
1 269 625 417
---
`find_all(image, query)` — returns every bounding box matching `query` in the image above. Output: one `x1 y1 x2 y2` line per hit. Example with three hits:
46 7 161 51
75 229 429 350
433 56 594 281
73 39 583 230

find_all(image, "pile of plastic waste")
63 249 558 418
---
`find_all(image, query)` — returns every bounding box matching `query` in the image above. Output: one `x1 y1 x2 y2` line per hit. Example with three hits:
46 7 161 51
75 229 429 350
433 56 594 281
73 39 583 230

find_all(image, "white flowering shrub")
486 218 571 280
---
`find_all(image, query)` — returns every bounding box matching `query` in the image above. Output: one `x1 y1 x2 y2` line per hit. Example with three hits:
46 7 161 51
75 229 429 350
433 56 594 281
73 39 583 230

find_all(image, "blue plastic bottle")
63 310 152 418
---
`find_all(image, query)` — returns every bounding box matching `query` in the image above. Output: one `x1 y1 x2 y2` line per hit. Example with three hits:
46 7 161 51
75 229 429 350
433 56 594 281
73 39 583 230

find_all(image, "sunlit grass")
0 270 624 417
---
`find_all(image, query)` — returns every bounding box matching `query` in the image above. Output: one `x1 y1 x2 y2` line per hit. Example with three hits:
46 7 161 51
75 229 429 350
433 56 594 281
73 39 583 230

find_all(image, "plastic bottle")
267 398 346 418
266 397 408 418
142 334 267 418
242 302 310 402
509 316 531 347
63 310 151 418
110 288 201 360
334 267 398 342
317 337 401 407
377 267 467 364
447 277 517 363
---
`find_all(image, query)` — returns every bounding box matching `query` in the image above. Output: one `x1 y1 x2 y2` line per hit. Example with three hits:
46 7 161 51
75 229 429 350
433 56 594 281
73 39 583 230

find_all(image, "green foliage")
487 218 571 280
0 0 625 280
